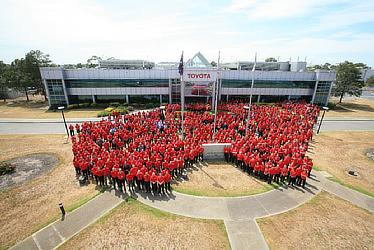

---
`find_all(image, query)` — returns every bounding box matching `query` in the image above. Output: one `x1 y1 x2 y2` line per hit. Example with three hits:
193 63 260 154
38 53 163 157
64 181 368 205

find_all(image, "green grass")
327 176 374 198
172 181 279 197
313 165 322 171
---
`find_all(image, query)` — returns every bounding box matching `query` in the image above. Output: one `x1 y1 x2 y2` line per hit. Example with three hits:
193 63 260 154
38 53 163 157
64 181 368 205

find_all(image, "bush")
127 106 134 111
114 106 129 115
67 104 79 109
97 111 112 117
109 102 120 107
145 103 159 109
90 102 98 108
79 102 91 108
0 162 15 176
105 107 114 112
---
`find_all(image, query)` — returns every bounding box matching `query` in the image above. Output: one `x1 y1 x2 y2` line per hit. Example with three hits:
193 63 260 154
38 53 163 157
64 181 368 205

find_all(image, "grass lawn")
0 99 100 119
59 197 230 250
172 162 277 197
257 191 374 250
0 135 98 249
307 132 374 197
326 98 374 118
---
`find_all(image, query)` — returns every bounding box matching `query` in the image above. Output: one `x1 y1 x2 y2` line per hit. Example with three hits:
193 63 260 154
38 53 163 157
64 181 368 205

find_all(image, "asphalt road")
0 119 373 134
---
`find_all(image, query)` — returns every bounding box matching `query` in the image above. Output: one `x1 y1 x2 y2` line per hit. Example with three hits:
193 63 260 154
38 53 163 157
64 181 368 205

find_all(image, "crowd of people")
70 100 320 195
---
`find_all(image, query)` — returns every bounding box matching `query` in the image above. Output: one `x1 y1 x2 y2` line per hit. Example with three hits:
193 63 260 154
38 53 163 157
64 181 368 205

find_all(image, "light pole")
317 106 329 134
244 105 250 136
58 106 69 137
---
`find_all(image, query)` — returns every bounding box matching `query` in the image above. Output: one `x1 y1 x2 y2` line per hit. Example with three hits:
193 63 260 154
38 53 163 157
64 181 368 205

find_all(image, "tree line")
0 52 105 102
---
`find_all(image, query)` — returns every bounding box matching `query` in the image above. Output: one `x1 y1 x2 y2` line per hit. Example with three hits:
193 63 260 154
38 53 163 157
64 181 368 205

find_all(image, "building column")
311 80 319 104
226 95 229 102
325 81 334 106
168 78 172 104
43 79 51 107
257 95 261 103
126 95 129 103
92 95 96 103
61 78 70 106
218 79 222 101
288 95 291 100
160 94 162 105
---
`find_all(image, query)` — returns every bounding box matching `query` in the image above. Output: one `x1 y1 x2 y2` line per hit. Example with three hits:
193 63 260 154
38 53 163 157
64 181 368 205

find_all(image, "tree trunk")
24 87 29 101
339 92 344 103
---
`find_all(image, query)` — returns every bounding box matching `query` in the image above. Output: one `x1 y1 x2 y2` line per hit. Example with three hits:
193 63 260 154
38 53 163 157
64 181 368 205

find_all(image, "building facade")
40 53 336 108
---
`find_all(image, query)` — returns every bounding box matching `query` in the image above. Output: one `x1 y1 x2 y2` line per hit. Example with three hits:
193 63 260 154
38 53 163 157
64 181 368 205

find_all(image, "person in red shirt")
143 171 150 193
69 124 75 137
164 171 172 192
157 174 165 195
117 169 125 193
126 173 135 192
150 173 158 195
280 166 288 183
288 168 297 186
136 170 144 191
301 170 308 188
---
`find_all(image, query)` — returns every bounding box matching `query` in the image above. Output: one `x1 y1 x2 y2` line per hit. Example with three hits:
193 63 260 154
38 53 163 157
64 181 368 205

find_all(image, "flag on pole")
178 51 184 76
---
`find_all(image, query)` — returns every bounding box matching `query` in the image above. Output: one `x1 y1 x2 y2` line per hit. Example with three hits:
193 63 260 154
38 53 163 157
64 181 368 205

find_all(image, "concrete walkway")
11 191 123 250
11 170 374 250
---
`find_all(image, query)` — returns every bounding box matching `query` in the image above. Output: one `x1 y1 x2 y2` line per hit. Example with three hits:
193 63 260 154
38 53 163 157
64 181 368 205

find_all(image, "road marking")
32 235 42 250
52 225 65 241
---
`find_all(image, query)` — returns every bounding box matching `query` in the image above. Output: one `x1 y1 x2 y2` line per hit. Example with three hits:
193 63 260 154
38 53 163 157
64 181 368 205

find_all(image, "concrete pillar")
257 95 261 103
168 78 172 104
92 95 96 103
226 95 229 102
43 79 52 107
325 81 334 106
61 78 70 106
160 94 162 104
311 80 319 104
126 95 129 103
288 95 291 100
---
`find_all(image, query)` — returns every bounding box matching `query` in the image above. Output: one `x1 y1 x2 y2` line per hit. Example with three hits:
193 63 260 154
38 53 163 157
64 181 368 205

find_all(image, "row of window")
221 80 316 89
48 79 321 89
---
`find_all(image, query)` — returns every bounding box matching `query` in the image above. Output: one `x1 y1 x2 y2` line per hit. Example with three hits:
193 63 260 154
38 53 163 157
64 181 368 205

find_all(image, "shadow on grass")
331 102 374 113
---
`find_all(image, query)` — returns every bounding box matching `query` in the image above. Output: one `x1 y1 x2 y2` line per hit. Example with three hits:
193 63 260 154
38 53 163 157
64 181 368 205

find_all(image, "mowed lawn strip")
326 98 374 118
0 100 100 119
59 197 230 250
172 162 277 197
257 191 374 250
0 135 98 249
307 131 374 197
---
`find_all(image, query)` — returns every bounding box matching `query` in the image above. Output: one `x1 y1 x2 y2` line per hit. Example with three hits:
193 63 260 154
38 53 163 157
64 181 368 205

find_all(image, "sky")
0 0 373 66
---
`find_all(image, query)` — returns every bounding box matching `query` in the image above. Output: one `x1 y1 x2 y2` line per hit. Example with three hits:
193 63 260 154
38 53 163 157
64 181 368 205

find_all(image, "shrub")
145 103 159 109
97 111 112 117
0 162 15 176
127 106 134 111
90 102 98 108
105 107 114 112
67 104 79 109
79 102 91 108
109 102 120 107
115 106 129 115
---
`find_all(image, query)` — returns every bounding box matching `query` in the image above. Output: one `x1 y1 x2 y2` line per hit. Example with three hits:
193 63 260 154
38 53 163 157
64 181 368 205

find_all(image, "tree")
0 61 8 101
87 55 102 68
265 57 277 62
366 76 374 87
24 50 52 101
333 61 364 103
307 63 337 71
210 61 217 67
3 59 33 101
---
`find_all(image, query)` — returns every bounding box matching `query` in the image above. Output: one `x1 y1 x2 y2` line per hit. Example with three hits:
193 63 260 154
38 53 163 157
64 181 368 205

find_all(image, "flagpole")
212 51 220 142
245 52 257 137
179 51 185 139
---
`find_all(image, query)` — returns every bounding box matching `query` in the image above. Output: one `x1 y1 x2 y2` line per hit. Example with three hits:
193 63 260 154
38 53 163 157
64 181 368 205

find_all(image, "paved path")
1 115 374 134
10 170 374 250
11 191 123 250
